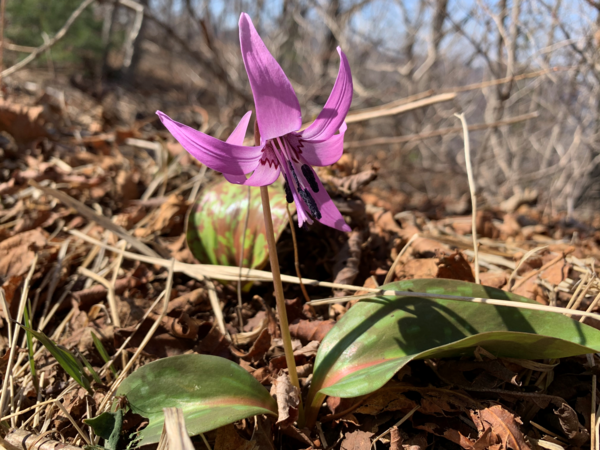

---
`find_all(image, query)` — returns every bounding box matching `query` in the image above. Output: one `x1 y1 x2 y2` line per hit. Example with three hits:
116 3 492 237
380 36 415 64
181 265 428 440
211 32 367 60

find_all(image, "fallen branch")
345 111 539 148
1 0 95 78
345 93 457 123
4 429 82 450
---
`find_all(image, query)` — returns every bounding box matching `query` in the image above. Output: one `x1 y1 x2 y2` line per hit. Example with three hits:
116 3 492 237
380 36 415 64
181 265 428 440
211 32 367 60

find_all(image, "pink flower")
157 13 352 232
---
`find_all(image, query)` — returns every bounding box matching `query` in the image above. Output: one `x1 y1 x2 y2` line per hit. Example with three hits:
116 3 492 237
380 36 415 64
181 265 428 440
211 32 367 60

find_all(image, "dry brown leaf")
270 373 299 428
0 228 47 282
479 272 508 289
239 328 271 362
289 319 335 343
214 423 256 450
0 99 48 144
554 403 589 447
436 251 475 282
390 426 402 450
395 258 439 279
135 195 189 237
321 170 378 195
340 430 374 450
471 405 531 450
354 391 416 415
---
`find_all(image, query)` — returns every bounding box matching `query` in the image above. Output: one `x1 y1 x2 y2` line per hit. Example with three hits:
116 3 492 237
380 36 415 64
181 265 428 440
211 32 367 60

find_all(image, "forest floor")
1 71 600 450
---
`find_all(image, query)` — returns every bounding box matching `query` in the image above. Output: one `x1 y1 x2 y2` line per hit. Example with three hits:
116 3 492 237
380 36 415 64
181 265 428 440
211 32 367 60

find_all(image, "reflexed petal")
290 123 346 167
299 48 352 142
224 144 281 186
157 111 263 176
300 165 350 232
239 13 302 141
225 111 253 145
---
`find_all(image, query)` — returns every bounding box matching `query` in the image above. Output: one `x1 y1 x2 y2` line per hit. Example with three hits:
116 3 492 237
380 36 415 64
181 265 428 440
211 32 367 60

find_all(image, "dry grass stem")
508 246 549 291
69 229 600 321
98 259 175 413
0 254 38 417
454 112 479 284
384 233 419 285
371 405 419 449
55 400 92 446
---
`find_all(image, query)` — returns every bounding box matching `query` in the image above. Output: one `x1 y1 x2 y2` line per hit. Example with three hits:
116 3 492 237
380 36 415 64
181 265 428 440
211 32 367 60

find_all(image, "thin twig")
345 111 538 149
345 93 456 123
1 0 95 78
455 113 479 284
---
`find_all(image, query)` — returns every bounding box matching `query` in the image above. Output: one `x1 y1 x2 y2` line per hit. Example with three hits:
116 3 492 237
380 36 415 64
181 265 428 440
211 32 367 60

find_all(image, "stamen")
299 189 321 219
283 176 293 203
289 161 301 190
301 164 319 193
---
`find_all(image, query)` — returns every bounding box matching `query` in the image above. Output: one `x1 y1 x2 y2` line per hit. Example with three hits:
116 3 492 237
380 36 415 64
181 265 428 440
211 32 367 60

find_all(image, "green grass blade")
76 349 103 385
22 301 38 388
21 325 92 393
91 331 117 376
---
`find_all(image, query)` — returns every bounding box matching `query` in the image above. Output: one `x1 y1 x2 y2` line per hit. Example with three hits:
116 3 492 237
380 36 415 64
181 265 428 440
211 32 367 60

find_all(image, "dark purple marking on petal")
289 161 301 190
283 175 293 203
299 189 321 219
301 164 319 193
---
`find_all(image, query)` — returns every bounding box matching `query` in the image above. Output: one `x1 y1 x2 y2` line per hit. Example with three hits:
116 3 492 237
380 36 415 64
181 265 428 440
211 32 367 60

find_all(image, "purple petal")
225 111 252 145
299 48 353 142
300 164 350 232
157 111 263 176
223 143 281 186
239 13 302 141
290 123 346 167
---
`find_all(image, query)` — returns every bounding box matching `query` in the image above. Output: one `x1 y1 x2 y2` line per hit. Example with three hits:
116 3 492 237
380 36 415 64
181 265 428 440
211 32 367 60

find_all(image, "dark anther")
301 164 319 193
299 189 321 219
289 162 301 189
283 176 293 203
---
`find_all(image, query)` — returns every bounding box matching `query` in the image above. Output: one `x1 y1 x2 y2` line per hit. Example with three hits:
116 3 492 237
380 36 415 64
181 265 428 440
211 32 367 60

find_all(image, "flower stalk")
256 126 304 424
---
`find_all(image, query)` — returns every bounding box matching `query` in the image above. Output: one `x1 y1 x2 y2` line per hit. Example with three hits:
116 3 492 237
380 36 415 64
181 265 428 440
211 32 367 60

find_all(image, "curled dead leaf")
270 373 299 428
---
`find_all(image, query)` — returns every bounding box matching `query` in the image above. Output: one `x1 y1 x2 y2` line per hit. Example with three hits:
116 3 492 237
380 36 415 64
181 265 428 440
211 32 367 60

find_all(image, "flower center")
272 136 322 221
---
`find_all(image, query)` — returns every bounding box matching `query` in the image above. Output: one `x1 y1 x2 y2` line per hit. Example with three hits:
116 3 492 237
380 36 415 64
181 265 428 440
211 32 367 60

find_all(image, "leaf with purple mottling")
305 279 600 427
186 180 293 269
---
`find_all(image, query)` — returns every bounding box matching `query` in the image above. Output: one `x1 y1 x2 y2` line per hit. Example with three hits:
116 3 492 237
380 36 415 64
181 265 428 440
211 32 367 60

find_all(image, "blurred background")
3 0 600 221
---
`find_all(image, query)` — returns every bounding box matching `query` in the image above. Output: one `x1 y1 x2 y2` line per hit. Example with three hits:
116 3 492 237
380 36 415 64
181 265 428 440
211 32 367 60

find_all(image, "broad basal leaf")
186 180 293 268
116 354 278 445
306 279 600 426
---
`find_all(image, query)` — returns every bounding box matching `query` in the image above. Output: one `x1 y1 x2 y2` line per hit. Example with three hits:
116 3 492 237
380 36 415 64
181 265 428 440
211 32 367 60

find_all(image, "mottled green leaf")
306 279 600 425
186 180 293 269
116 354 277 446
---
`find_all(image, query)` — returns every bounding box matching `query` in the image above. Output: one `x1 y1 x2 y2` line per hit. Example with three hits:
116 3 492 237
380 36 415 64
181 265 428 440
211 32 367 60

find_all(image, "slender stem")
286 203 310 304
260 185 304 420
